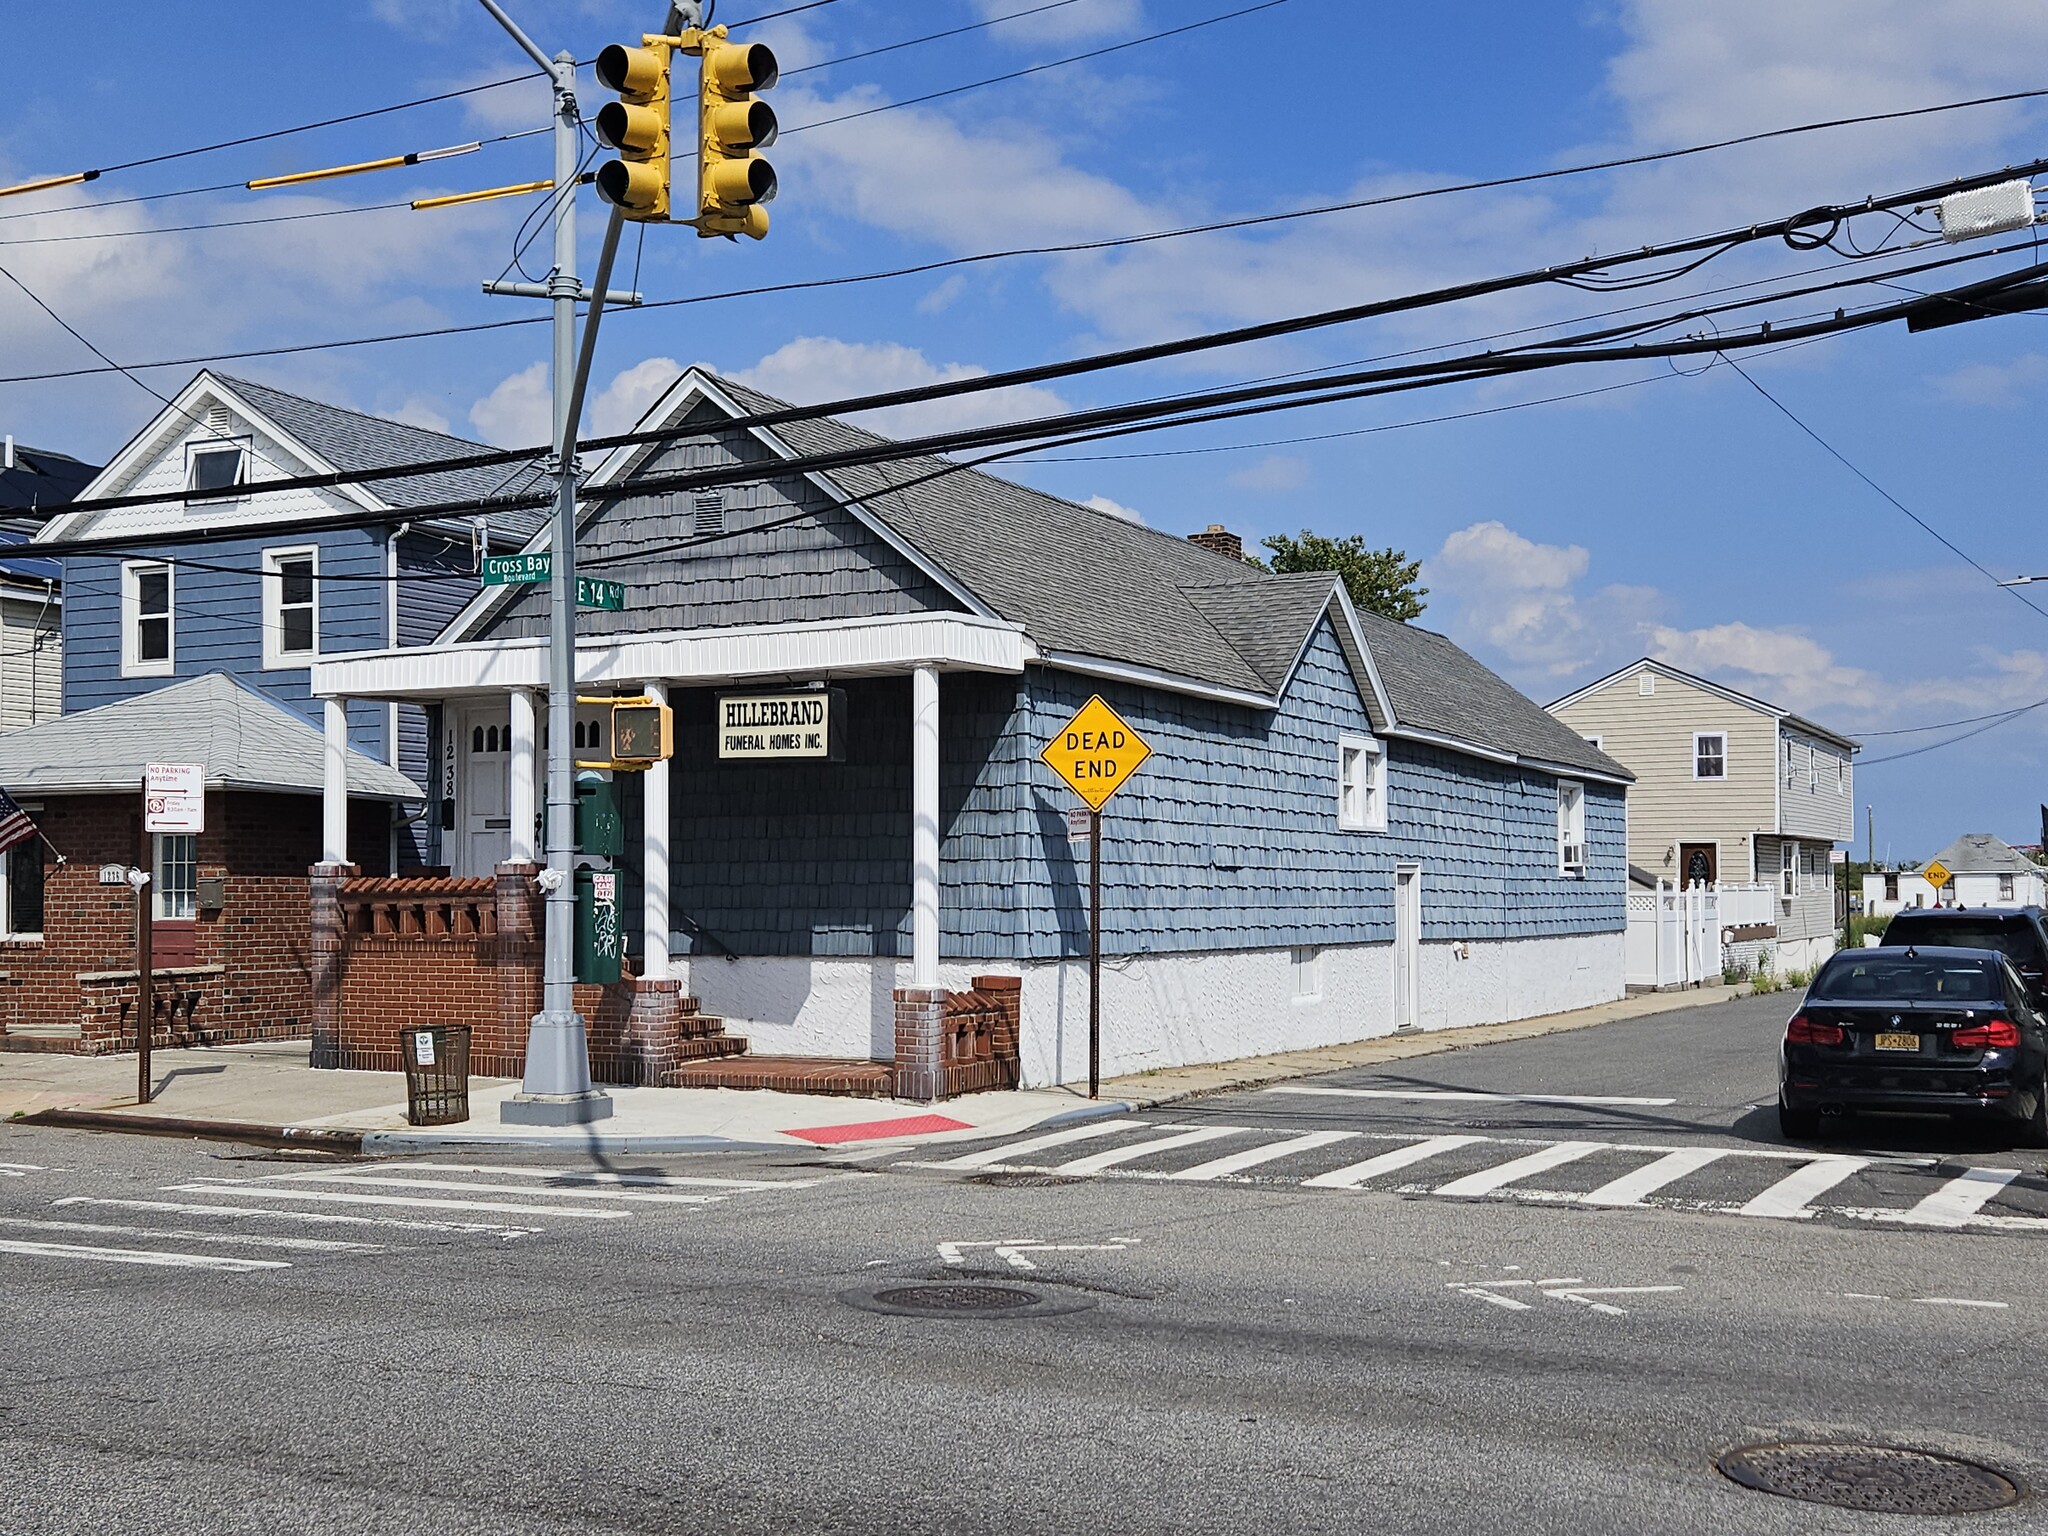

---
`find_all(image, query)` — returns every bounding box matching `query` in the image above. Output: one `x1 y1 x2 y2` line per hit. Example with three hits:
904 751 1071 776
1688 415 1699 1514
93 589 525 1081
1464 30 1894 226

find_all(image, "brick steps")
664 1054 893 1097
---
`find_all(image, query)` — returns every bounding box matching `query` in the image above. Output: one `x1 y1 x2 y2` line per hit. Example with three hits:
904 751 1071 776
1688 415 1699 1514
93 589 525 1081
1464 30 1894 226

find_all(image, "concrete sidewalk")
0 983 1736 1154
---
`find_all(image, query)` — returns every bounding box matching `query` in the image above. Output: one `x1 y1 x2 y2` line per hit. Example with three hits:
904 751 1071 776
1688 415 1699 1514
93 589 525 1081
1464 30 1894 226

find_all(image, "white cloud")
1225 454 1310 493
916 274 969 315
468 361 550 446
973 0 1145 45
1085 493 1144 523
384 396 455 436
1932 352 2048 409
371 0 465 40
590 356 684 435
1644 621 1884 715
729 336 1067 437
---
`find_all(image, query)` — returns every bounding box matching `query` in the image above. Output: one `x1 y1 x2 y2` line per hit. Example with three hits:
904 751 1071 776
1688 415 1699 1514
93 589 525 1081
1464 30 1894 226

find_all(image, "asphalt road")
3 991 2044 1535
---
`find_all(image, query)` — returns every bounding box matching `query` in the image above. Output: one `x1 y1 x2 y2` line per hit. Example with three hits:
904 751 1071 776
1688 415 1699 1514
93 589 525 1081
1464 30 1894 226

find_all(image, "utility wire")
728 0 850 25
784 1 1091 76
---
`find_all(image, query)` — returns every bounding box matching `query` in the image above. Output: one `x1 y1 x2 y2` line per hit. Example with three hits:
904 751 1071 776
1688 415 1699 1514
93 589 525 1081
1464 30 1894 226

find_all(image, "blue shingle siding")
394 533 478 833
650 614 1623 962
60 529 395 763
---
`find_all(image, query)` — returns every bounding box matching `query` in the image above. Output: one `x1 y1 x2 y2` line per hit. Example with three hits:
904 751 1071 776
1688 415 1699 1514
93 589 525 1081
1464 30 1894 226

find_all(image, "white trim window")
1583 734 1603 751
1290 945 1322 1002
186 439 247 501
261 546 318 668
1781 840 1800 901
121 560 174 676
154 833 198 920
1692 732 1726 780
0 828 46 939
1337 733 1386 832
1557 780 1586 875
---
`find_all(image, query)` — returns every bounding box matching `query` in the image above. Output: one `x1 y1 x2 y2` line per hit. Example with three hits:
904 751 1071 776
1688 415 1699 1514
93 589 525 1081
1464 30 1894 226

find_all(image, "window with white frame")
1337 733 1386 831
1783 738 1796 787
1781 840 1800 900
1557 780 1586 875
2001 873 2016 902
0 830 46 938
122 561 173 676
1583 734 1603 751
1290 946 1322 1001
1806 743 1818 791
154 834 197 920
187 440 246 500
1836 755 1847 791
261 547 317 667
1693 732 1726 780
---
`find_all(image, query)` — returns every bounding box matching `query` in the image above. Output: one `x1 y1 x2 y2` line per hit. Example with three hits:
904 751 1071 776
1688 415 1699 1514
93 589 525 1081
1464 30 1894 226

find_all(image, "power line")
728 0 851 25
786 0 1297 134
783 1 1092 77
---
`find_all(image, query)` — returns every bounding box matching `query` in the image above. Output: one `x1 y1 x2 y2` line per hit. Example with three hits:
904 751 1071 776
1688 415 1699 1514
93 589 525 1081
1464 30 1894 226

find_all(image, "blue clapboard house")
307 367 1633 1086
33 371 545 869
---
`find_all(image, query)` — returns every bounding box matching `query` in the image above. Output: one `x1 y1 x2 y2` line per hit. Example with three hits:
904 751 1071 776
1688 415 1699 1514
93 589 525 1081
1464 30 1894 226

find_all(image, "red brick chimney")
1188 523 1244 561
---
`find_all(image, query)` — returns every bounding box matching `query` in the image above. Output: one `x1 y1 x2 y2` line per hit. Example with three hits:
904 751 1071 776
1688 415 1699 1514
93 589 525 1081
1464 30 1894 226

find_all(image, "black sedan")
1779 945 2048 1145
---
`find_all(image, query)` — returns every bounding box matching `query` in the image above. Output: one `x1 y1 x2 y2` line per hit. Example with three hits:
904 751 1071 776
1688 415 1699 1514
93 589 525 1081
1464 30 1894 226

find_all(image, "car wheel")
1779 1096 1822 1141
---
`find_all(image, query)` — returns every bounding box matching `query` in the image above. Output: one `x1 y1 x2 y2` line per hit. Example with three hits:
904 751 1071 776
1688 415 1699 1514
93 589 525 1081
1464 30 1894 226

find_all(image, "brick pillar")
622 976 685 1085
307 861 357 1069
893 986 948 1103
494 862 541 1069
971 974 1022 1089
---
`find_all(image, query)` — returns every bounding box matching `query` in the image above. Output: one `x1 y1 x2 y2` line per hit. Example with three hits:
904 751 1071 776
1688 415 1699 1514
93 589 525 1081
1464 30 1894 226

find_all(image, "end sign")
1040 696 1151 810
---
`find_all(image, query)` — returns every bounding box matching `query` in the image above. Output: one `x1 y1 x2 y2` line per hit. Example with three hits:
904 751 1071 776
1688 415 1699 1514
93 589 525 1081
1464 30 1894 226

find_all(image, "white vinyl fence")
1624 880 1773 990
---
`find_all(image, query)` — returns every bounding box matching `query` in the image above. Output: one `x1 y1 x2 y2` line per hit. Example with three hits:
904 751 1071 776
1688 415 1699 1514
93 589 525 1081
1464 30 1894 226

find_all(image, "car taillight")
1952 1018 2021 1049
1786 1014 1845 1045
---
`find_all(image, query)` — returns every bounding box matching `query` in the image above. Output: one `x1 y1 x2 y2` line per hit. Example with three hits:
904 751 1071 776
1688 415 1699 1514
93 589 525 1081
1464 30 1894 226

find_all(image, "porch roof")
309 611 1029 701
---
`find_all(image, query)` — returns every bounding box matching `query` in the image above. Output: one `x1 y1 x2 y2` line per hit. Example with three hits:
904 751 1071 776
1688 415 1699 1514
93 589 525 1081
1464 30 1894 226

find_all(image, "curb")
1029 1099 1136 1130
15 1107 365 1154
357 1129 795 1155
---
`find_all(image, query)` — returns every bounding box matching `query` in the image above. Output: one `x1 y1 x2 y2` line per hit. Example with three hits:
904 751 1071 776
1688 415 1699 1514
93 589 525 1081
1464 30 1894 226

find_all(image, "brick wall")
0 789 360 1051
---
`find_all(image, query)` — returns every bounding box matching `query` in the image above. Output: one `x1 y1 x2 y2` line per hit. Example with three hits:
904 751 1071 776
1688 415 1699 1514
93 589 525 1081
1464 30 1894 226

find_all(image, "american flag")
0 787 35 856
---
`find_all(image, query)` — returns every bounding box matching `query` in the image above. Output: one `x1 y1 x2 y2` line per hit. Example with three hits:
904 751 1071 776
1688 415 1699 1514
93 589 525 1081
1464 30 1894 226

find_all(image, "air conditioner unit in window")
1562 843 1584 871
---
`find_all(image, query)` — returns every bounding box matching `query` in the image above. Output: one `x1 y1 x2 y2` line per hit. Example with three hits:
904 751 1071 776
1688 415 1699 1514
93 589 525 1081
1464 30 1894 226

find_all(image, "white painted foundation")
676 931 1624 1089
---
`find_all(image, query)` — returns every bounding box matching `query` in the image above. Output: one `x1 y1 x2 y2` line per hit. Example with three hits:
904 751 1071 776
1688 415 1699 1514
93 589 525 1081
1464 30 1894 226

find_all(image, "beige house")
1550 658 1858 971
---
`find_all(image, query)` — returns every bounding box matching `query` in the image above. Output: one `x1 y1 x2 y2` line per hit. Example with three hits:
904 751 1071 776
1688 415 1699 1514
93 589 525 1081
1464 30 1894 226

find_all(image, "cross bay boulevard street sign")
1040 695 1152 811
480 553 625 611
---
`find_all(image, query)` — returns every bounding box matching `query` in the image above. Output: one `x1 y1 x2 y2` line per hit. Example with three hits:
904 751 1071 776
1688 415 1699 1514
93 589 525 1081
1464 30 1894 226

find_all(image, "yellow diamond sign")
1040 695 1151 811
1923 859 1952 889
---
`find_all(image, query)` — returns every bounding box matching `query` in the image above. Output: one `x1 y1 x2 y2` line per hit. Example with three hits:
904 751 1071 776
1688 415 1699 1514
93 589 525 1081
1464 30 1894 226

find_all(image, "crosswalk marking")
54 1196 538 1236
1889 1167 2023 1228
0 1163 45 1177
1301 1135 1486 1190
1579 1148 1732 1207
1738 1156 1871 1220
0 1216 377 1253
1053 1126 1247 1175
384 1162 816 1192
165 1182 632 1220
1434 1140 1606 1198
935 1119 1148 1170
0 1238 290 1272
232 1172 724 1205
1270 1087 1677 1107
1169 1129 1360 1181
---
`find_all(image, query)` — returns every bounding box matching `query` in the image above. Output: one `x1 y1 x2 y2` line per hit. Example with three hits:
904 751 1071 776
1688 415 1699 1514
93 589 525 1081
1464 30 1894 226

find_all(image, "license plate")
1874 1031 1921 1052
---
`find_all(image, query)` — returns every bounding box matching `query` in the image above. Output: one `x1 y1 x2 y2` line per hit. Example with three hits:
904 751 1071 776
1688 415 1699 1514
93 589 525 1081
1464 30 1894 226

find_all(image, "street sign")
1924 859 1952 888
576 576 626 612
1039 695 1152 811
482 554 626 611
1065 807 1093 844
144 762 205 833
482 552 550 585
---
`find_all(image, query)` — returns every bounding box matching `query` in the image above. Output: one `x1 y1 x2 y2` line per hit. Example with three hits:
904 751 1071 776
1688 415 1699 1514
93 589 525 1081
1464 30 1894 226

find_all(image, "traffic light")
610 700 674 765
695 27 778 239
593 37 675 221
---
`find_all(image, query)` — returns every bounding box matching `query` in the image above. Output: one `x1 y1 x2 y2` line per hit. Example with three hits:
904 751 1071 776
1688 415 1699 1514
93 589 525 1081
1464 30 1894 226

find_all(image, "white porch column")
641 680 671 981
912 664 940 989
322 697 349 864
508 687 538 864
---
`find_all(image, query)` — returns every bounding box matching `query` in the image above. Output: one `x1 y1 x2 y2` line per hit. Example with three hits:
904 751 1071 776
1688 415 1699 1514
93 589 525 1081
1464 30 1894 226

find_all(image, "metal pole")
1089 809 1101 1100
135 797 152 1106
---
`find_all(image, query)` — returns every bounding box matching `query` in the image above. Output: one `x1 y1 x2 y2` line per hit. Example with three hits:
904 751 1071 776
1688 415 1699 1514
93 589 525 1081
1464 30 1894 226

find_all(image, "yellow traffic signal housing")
695 27 778 239
593 38 675 221
609 700 674 766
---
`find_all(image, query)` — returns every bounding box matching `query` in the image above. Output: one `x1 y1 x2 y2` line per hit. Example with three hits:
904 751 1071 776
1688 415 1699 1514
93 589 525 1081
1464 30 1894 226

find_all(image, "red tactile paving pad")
789 1114 972 1145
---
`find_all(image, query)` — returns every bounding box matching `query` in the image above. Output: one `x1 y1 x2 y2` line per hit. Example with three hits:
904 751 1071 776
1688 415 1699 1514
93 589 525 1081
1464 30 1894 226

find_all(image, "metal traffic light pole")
476 0 662 1125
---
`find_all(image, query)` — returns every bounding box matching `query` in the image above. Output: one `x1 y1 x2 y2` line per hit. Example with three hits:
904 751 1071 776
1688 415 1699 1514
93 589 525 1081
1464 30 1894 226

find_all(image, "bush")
1845 912 1892 948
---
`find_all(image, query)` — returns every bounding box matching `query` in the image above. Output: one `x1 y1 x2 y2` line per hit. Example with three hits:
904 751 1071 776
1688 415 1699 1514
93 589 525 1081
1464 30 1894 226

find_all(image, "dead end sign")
1040 695 1152 810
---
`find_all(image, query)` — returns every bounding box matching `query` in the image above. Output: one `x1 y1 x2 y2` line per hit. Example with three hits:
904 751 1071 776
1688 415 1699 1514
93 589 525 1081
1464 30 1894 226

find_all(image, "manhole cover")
1717 1442 2020 1514
874 1284 1040 1314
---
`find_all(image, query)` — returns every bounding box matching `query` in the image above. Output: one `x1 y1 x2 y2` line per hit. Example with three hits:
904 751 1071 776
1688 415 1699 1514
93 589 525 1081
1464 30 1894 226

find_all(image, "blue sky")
4 1 2048 860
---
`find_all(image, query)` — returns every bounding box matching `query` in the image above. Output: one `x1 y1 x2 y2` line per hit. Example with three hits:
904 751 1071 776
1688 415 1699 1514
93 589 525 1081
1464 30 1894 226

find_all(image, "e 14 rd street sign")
1040 695 1151 811
481 552 624 612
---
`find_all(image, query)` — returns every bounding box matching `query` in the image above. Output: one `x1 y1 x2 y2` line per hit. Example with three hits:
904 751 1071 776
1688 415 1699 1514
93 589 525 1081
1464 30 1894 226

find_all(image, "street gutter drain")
872 1284 1040 1315
1716 1443 2020 1514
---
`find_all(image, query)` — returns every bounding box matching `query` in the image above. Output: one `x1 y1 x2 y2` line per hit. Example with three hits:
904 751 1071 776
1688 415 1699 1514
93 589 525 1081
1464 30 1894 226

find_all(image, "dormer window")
188 442 246 498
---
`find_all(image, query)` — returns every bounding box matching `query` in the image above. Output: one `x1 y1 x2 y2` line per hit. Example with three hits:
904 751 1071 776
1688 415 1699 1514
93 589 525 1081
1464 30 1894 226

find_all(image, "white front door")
461 707 512 876
1393 864 1421 1031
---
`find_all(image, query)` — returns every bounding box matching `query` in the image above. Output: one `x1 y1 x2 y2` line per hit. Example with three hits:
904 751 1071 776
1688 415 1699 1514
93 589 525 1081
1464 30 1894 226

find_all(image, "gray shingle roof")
1927 833 2042 876
214 373 548 528
0 672 420 800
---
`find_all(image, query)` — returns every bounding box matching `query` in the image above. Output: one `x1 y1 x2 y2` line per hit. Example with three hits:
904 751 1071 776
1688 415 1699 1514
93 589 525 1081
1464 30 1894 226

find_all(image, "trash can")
400 1024 471 1126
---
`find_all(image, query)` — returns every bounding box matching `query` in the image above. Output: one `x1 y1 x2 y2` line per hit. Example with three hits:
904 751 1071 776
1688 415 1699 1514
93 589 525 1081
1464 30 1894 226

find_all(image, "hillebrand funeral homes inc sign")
718 689 846 761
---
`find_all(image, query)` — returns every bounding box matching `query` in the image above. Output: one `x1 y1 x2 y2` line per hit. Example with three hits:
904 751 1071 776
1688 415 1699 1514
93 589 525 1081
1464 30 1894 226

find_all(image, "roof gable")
1928 833 2041 876
1550 656 1859 752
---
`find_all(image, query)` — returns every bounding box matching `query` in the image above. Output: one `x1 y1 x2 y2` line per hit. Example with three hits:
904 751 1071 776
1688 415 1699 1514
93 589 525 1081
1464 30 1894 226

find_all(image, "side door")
460 707 513 876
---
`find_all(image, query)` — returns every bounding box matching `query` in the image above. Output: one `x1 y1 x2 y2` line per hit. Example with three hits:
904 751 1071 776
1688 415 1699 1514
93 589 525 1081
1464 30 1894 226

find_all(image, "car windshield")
1810 956 2002 1003
1883 919 2034 965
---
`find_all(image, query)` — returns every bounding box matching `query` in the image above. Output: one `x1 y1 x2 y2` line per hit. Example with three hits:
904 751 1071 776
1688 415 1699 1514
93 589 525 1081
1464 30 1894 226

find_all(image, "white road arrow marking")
1540 1284 1684 1316
938 1237 1140 1271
